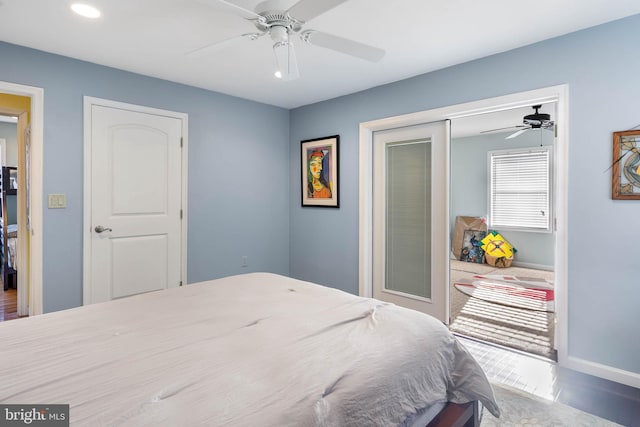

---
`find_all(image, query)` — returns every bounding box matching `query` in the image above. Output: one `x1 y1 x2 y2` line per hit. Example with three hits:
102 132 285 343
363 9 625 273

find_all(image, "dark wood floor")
460 336 640 426
1 288 19 321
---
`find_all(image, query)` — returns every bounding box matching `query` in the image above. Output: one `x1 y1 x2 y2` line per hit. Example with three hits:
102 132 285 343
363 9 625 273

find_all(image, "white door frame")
360 85 569 364
0 81 44 316
82 97 188 305
0 137 6 166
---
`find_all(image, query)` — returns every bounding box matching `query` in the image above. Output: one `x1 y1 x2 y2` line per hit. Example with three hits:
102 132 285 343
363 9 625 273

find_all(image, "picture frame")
460 229 487 264
611 130 640 200
301 135 339 208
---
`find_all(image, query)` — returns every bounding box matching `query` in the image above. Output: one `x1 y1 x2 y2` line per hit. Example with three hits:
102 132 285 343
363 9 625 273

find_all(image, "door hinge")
180 209 183 220
180 137 183 148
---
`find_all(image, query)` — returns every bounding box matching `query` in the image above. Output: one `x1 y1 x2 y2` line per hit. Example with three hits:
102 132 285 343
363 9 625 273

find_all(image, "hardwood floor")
1 287 19 321
459 336 640 426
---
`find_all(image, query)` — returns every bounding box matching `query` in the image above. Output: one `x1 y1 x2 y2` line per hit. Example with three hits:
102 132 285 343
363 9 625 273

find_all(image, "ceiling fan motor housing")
523 105 552 128
255 11 302 35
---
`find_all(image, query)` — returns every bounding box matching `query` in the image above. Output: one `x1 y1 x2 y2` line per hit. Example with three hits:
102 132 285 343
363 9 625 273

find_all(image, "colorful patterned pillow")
481 231 515 258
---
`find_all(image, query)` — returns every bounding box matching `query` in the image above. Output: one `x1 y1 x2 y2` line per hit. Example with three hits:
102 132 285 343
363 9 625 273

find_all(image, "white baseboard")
566 355 640 389
511 261 554 271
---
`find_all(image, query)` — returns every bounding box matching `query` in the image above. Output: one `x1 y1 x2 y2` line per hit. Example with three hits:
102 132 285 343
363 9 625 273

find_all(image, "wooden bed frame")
427 401 479 427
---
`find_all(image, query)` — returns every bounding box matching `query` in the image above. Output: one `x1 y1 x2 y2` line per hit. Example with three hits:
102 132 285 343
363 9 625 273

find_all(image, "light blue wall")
0 122 17 166
0 41 290 313
451 130 555 268
2 13 639 379
290 15 640 375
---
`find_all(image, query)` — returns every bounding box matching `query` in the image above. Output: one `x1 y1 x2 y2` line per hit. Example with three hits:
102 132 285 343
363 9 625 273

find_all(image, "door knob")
94 225 112 233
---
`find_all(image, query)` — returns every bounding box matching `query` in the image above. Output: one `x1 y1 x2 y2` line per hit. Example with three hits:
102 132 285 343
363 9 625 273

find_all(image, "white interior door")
87 104 183 304
372 121 450 323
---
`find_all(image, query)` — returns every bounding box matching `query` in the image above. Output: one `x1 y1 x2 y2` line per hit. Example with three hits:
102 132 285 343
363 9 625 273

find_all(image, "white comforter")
0 273 499 426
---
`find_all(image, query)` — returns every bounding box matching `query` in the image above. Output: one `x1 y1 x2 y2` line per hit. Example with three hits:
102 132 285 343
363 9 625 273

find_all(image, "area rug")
482 383 621 426
454 274 554 312
449 261 556 359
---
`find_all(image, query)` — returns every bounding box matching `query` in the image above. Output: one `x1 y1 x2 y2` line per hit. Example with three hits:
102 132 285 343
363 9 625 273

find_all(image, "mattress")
0 272 500 425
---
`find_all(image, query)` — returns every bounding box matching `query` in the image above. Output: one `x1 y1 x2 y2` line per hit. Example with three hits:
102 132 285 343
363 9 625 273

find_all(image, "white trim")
379 288 431 303
359 84 569 361
82 97 188 305
0 81 44 316
16 112 28 316
554 86 570 369
511 261 554 271
567 356 640 389
358 126 374 298
0 138 6 167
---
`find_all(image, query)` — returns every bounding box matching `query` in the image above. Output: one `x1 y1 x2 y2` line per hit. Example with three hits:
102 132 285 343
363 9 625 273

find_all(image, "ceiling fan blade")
187 33 262 57
301 30 385 62
480 125 527 134
506 128 530 140
195 0 263 21
273 42 300 81
287 0 350 23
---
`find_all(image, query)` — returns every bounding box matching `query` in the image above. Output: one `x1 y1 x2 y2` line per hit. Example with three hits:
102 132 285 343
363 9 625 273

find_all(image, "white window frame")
487 146 553 233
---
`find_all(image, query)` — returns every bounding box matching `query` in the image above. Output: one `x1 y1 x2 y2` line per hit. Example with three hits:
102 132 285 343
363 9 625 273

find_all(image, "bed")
0 272 500 426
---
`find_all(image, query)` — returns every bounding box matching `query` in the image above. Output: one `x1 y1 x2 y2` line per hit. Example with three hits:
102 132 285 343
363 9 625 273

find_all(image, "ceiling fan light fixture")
70 3 101 19
270 25 289 44
273 41 299 81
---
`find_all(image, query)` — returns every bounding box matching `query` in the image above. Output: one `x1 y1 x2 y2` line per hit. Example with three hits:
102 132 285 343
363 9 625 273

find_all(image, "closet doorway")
359 85 569 364
449 104 558 360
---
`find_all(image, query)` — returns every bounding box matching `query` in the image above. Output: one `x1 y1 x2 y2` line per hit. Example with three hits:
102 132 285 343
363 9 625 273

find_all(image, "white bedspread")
0 273 499 426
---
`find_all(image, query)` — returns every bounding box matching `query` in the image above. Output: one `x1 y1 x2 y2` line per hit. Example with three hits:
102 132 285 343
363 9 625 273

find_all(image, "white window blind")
385 140 431 298
488 147 552 232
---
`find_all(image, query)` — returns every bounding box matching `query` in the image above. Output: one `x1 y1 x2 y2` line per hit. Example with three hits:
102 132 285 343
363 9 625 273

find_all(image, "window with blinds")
488 146 552 232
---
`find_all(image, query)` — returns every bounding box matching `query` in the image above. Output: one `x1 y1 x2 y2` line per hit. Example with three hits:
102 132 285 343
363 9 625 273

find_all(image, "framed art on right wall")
611 130 640 200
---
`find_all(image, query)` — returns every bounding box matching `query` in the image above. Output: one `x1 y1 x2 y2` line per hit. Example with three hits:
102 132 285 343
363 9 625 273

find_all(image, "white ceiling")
0 0 639 110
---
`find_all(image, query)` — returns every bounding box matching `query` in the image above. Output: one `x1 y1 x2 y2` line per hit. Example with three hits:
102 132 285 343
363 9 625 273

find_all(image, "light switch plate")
48 193 66 209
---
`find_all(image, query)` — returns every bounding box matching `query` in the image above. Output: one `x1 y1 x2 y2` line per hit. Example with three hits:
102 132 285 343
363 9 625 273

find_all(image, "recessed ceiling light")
274 71 282 79
71 3 101 19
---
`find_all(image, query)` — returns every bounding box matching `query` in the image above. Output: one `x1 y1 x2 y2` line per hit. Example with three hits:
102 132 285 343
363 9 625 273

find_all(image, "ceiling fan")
481 105 555 139
191 0 385 81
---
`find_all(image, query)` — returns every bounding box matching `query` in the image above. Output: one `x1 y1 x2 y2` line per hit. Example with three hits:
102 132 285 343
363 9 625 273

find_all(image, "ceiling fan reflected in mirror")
481 105 555 139
191 0 385 81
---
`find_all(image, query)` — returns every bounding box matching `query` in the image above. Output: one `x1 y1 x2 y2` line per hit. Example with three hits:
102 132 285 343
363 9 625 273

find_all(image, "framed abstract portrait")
301 135 339 207
611 130 640 200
